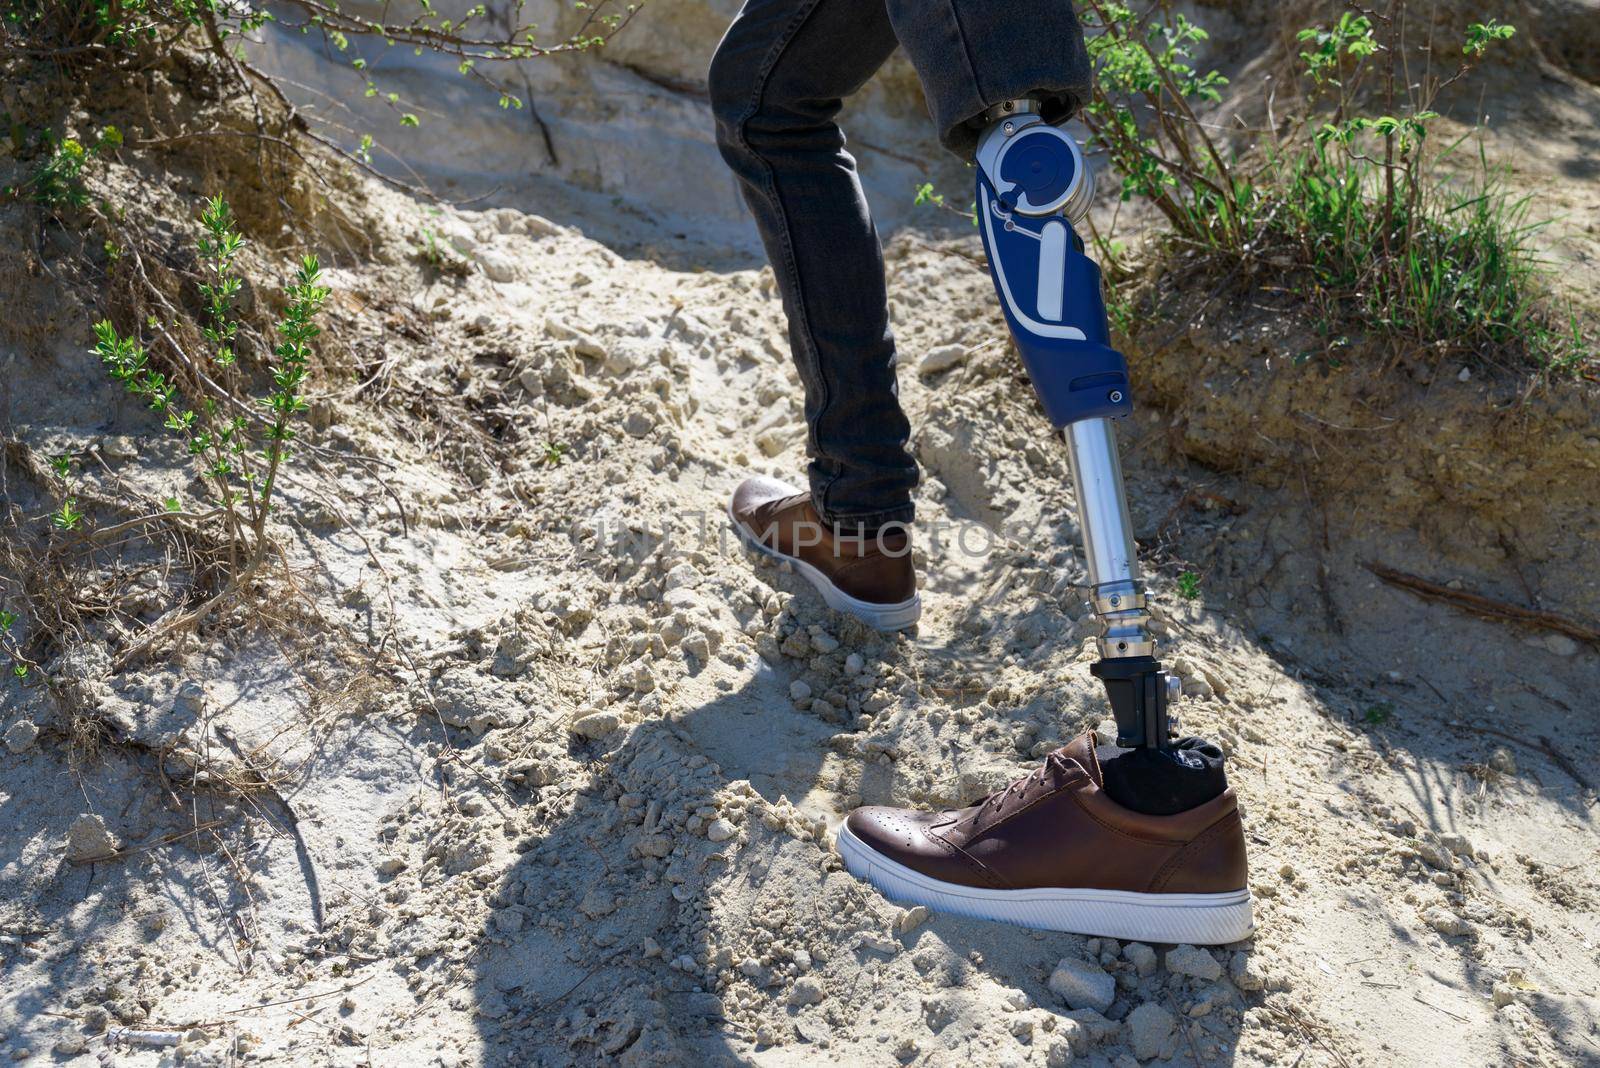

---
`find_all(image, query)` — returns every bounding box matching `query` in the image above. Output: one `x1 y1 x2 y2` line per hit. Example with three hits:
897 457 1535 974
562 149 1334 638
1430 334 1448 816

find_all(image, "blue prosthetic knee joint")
974 108 1132 427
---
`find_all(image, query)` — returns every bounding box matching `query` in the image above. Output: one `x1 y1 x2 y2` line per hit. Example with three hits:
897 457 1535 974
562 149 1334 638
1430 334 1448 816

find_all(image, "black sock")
1096 736 1228 816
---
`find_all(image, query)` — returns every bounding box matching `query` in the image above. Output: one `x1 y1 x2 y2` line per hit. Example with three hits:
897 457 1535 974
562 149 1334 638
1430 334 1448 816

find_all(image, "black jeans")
709 0 1090 531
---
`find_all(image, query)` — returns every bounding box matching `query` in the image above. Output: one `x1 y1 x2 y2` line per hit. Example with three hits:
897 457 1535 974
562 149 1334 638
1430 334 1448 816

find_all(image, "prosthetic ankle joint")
975 100 1177 751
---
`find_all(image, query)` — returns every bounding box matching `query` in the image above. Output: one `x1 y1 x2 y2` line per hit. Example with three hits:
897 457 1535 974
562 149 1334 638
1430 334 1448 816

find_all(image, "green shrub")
92 196 328 577
1079 0 1588 372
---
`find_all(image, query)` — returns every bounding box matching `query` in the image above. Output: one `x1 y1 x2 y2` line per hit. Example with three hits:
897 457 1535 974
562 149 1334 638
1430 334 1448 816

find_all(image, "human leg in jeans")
710 0 1091 631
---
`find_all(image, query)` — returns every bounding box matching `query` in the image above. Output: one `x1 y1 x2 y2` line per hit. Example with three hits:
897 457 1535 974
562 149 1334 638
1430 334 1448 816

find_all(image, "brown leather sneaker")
838 734 1252 943
728 476 920 631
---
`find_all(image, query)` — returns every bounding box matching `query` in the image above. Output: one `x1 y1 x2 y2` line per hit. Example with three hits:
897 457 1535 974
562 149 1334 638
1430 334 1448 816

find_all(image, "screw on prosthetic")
974 101 1226 814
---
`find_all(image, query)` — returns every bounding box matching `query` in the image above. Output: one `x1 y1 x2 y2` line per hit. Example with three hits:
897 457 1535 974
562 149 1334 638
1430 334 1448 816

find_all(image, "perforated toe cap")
845 806 994 889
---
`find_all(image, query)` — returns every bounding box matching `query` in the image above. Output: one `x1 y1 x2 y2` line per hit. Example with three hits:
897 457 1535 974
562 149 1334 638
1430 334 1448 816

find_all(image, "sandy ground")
1 158 1597 1067
3 2 1600 1060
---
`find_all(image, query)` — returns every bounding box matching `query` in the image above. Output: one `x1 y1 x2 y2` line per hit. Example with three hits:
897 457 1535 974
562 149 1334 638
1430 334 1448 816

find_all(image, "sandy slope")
1 151 1596 1068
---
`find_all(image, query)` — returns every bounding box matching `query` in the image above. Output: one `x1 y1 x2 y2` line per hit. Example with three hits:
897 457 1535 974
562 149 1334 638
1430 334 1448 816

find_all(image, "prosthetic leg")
826 104 1251 942
974 101 1178 755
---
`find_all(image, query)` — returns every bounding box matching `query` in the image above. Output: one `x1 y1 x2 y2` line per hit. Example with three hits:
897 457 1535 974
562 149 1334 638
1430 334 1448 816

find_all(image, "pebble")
896 906 930 934
1537 632 1579 657
844 653 864 675
569 710 621 738
787 976 826 1006
1126 1001 1175 1060
1164 944 1222 981
1488 747 1517 774
1123 942 1157 977
1062 1009 1116 1045
789 680 812 702
1229 952 1264 991
1048 957 1115 1012
477 249 517 283
1440 832 1475 857
810 632 839 654
1423 906 1474 937
1416 841 1455 870
3 719 38 754
662 563 702 591
172 678 207 714
706 818 736 842
918 344 968 375
65 813 119 862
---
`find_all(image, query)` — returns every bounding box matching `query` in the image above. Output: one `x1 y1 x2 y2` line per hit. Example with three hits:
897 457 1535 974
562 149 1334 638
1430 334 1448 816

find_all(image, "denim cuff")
814 499 916 535
888 0 1093 159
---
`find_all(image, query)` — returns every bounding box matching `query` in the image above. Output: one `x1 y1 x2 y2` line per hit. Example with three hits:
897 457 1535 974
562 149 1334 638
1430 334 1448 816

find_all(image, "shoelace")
984 751 1068 811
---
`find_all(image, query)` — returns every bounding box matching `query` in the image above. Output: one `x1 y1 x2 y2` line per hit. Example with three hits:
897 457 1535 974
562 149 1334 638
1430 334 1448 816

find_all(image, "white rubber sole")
728 502 921 632
837 823 1254 945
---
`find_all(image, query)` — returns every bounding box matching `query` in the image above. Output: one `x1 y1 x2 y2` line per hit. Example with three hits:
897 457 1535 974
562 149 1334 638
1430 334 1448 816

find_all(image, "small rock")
1423 906 1474 937
1126 1002 1176 1061
3 719 39 754
918 344 968 375
65 813 119 862
1164 944 1222 981
1541 632 1579 656
787 976 826 1006
477 249 517 283
570 710 622 739
706 818 736 843
1488 747 1517 775
1123 942 1157 977
1416 841 1455 870
377 857 407 876
54 1037 87 1056
810 632 839 654
896 906 930 934
859 933 898 954
578 888 617 918
1229 952 1264 991
1061 1009 1116 1045
1048 957 1115 1012
662 563 702 591
173 679 207 715
623 410 656 438
1044 1038 1074 1067
633 831 672 856
100 436 139 461
844 653 864 675
1440 832 1475 857
789 680 812 702
1492 981 1520 1008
